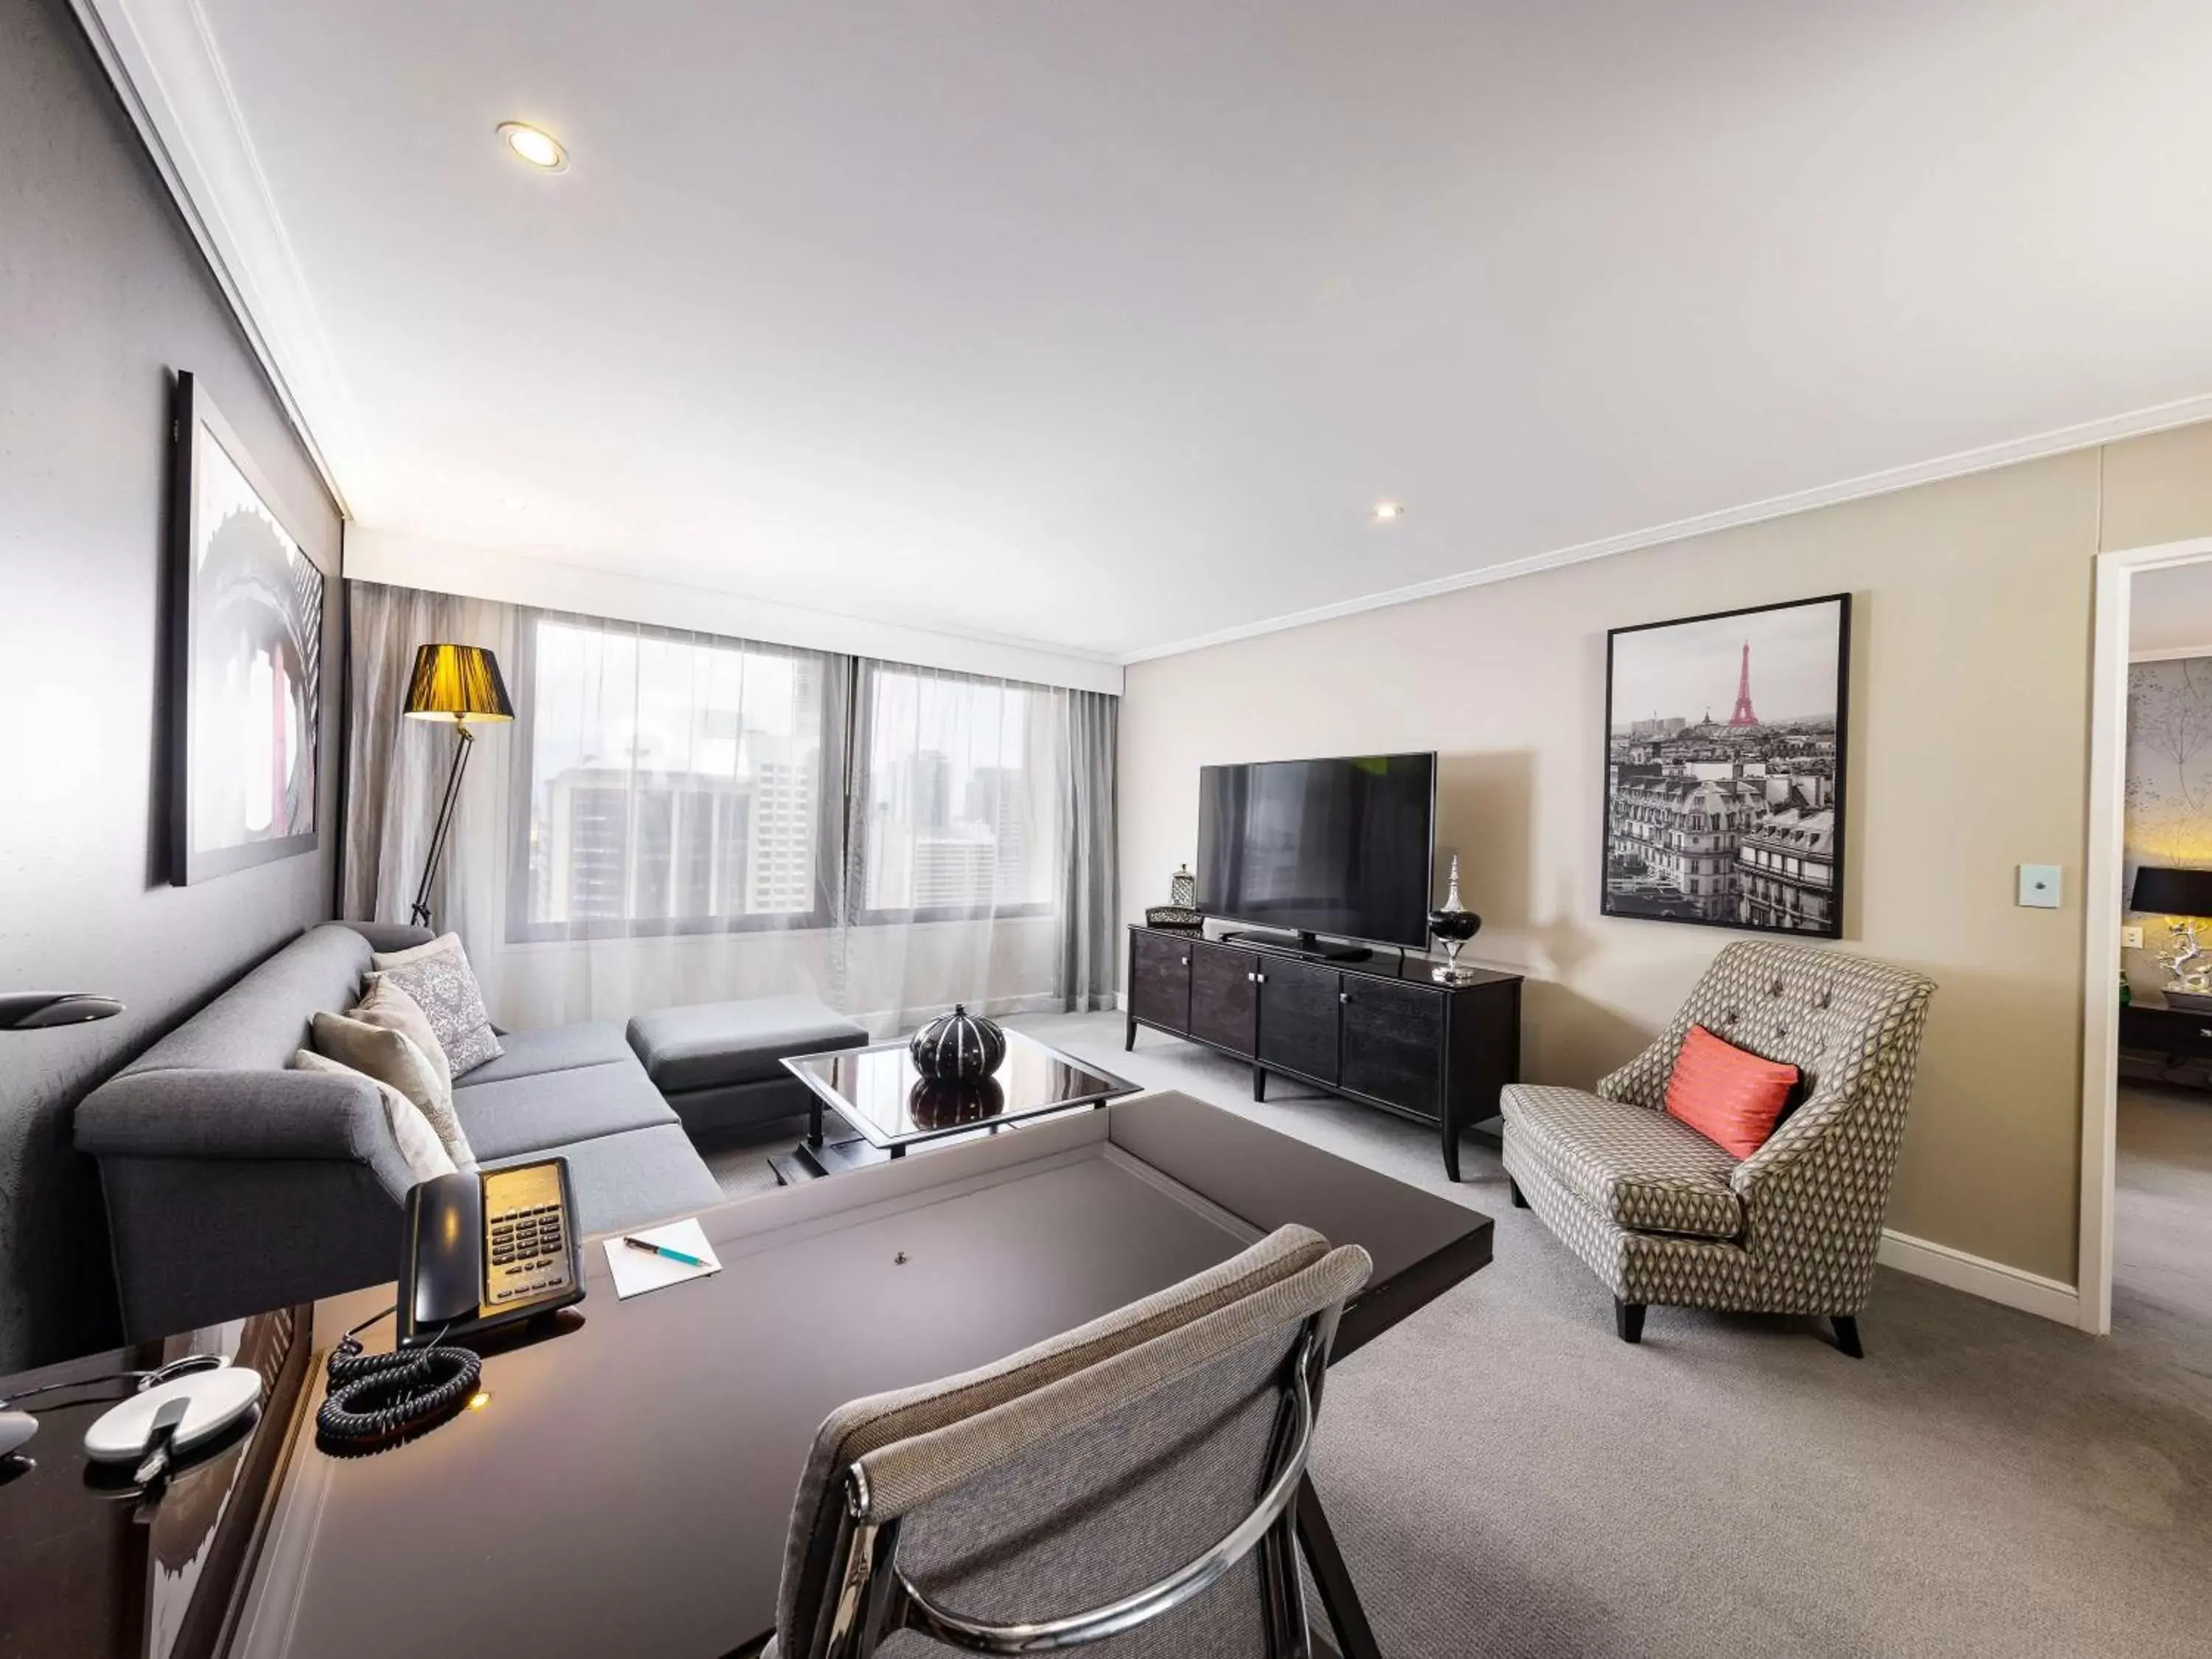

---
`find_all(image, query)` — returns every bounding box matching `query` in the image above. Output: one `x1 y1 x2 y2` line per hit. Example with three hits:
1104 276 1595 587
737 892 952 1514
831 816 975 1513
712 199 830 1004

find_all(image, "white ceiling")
110 0 2212 661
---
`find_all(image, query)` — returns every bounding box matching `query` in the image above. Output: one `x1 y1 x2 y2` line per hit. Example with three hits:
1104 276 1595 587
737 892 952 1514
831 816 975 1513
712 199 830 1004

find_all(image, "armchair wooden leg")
1615 1300 1646 1344
1507 1177 1528 1208
1831 1315 1863 1359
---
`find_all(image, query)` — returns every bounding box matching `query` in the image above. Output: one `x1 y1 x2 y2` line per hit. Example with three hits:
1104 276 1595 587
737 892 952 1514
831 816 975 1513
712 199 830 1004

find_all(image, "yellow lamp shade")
403 644 515 723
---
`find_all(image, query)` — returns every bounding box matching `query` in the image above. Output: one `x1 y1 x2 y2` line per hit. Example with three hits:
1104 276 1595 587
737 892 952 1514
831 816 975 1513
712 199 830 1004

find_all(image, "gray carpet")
698 1019 2212 1657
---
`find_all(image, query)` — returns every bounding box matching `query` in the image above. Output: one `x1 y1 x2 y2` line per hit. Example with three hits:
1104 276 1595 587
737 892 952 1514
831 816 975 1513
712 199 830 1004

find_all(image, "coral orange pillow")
1663 1024 1801 1160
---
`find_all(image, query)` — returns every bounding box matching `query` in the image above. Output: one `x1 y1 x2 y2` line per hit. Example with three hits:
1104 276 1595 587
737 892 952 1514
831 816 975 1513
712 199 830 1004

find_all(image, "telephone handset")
397 1158 585 1348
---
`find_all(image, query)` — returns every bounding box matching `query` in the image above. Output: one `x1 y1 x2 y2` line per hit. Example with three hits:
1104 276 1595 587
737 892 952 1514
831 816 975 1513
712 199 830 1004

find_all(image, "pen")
623 1235 706 1268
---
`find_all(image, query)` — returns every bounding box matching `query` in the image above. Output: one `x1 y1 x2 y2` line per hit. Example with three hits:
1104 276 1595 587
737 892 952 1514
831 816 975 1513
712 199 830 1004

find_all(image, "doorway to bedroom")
2089 543 2212 1345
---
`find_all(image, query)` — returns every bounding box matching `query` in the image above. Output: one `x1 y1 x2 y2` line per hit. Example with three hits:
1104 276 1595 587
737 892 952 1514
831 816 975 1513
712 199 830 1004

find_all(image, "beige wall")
1119 421 2212 1287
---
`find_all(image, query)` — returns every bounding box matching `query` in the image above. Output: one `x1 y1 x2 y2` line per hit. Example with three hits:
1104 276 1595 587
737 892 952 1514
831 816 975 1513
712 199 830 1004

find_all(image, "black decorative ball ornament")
908 1004 1006 1080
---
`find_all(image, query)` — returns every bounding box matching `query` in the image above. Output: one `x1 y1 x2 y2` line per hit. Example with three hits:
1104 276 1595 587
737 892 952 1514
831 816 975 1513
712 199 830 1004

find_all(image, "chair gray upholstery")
75 922 732 1339
1501 940 1935 1327
767 1225 1372 1659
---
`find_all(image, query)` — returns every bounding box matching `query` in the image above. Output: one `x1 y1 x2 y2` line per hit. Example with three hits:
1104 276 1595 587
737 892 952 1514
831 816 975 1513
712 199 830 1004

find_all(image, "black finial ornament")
1427 856 1483 984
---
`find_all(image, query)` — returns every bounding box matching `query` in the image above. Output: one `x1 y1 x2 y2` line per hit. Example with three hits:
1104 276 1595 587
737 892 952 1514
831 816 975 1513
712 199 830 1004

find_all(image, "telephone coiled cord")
314 1308 481 1449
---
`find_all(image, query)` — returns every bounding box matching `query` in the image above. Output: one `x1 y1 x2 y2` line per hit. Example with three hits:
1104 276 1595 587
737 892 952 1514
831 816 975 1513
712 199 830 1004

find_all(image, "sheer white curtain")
841 661 1075 1030
347 583 1115 1036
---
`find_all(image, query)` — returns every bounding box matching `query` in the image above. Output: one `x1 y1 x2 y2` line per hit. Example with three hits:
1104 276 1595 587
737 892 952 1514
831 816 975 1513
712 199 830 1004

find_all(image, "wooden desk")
2118 1001 2212 1089
3 1095 1491 1659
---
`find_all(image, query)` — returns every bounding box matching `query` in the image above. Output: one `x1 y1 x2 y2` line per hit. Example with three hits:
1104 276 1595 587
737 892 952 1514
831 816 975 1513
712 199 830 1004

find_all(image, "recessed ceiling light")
498 122 568 173
1371 501 1405 524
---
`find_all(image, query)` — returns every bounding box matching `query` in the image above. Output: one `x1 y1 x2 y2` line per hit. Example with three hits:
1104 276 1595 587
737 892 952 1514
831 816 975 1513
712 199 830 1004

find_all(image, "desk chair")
754 1225 1371 1658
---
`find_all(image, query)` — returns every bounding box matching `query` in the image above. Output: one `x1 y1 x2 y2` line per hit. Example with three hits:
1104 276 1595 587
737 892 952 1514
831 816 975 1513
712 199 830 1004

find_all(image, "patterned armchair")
1500 940 1935 1355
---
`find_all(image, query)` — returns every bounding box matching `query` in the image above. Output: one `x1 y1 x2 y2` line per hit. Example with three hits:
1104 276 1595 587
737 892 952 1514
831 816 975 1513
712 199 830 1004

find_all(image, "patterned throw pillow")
1663 1023 1800 1160
310 1010 475 1171
369 933 503 1078
293 1048 459 1184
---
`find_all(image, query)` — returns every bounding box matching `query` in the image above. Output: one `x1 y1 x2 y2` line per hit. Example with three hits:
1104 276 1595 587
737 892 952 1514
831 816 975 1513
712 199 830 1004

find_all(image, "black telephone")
397 1158 585 1347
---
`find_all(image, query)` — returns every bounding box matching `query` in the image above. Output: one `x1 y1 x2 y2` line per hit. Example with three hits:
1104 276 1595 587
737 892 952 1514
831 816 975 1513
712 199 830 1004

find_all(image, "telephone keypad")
480 1172 577 1310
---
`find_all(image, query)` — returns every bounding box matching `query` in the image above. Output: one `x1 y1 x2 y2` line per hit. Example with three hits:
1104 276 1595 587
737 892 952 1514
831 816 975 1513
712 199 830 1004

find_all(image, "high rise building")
747 748 816 913
540 765 755 925
913 831 998 909
964 765 1029 901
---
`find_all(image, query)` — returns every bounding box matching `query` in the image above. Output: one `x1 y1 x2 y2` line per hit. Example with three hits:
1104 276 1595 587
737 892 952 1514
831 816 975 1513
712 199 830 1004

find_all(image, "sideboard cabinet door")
1256 956 1341 1084
1130 931 1193 1034
1340 978 1444 1120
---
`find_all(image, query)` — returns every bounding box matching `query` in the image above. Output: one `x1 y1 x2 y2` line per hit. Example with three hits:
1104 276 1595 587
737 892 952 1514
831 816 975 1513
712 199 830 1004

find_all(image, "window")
852 664 1062 920
509 615 838 939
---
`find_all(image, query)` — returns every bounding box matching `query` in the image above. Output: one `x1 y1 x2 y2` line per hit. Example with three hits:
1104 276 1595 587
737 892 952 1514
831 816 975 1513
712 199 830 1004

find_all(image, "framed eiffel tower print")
1601 594 1851 937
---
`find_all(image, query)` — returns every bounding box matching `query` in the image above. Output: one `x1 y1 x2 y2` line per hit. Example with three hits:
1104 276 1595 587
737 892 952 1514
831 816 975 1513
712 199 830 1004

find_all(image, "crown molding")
1121 392 2212 665
69 0 364 518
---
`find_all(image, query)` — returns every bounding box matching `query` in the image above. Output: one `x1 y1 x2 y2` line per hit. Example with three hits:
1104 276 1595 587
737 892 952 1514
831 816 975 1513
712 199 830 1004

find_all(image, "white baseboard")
1877 1228 2081 1326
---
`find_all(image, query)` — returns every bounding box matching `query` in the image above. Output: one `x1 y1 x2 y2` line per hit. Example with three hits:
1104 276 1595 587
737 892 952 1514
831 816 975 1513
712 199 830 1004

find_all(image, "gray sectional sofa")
75 922 745 1340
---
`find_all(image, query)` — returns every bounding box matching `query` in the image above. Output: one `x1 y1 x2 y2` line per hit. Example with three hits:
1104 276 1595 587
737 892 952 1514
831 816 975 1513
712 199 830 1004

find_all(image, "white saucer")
83 1367 262 1463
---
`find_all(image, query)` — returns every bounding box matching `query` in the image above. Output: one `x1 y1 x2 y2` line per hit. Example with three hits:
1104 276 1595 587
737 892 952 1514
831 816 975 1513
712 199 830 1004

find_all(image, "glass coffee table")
775 1028 1140 1181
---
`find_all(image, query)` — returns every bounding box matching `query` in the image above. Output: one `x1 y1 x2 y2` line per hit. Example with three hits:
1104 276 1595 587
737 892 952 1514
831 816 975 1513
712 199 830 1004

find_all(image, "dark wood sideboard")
1124 924 1523 1180
2118 1001 2212 1089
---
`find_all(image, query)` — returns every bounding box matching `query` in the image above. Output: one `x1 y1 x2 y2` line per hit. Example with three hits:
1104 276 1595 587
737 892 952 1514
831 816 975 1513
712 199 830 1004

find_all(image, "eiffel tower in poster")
1728 641 1759 727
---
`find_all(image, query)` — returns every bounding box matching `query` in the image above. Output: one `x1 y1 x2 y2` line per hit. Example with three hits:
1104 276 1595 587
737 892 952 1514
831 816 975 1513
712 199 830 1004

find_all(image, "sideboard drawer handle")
1180 956 1189 966
1255 973 1267 984
1339 992 1351 1004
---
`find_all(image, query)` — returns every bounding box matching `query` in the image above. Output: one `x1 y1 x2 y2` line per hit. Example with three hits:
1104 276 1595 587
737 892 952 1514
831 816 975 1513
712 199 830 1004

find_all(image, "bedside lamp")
2128 865 2212 1005
403 644 515 929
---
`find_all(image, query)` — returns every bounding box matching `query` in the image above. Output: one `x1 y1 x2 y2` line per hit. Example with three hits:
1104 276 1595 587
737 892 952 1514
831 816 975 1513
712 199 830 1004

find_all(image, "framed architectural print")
168 372 327 885
1601 593 1851 937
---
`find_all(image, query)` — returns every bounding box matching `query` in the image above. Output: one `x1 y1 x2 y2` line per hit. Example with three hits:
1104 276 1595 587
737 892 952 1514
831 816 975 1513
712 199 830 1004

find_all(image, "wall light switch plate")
2122 925 2145 949
2017 864 2062 909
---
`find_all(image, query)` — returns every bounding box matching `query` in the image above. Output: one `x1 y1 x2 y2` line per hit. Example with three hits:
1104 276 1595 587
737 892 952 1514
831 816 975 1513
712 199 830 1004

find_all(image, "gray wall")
0 0 344 1368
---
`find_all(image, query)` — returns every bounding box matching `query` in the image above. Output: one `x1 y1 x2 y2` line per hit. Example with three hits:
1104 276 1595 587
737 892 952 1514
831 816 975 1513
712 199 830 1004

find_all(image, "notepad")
604 1219 721 1299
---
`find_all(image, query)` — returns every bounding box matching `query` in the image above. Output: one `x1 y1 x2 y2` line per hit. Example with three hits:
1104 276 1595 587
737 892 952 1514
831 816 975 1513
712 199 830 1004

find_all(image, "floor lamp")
404 643 515 929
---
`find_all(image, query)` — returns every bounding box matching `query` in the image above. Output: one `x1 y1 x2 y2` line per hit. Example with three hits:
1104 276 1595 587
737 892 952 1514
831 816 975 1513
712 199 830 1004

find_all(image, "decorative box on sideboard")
1124 923 1523 1180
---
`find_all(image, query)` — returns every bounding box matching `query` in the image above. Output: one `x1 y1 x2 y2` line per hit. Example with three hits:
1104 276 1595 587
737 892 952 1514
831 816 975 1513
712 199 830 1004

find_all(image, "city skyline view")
514 624 1060 931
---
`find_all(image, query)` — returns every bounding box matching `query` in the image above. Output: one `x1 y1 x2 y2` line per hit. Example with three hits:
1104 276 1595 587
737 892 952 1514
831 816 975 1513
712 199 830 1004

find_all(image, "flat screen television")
1195 753 1436 950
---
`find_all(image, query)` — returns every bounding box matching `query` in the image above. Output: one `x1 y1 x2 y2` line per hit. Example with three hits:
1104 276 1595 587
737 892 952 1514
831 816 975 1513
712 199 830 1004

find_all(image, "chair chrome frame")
816 1324 1326 1659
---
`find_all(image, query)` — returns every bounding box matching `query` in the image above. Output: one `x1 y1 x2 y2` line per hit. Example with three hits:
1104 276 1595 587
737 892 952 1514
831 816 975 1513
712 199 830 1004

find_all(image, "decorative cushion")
1499 1084 1745 1240
348 975 452 1092
1664 1024 1799 1160
370 933 503 1077
291 1049 456 1184
310 1010 475 1170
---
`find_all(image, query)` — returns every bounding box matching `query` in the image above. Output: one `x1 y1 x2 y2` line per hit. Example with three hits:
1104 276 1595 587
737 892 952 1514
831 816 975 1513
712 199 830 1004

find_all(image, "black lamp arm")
409 722 477 930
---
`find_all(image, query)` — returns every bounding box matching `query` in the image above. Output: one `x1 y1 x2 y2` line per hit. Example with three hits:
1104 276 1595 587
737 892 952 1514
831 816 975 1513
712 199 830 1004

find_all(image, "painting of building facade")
1602 594 1850 936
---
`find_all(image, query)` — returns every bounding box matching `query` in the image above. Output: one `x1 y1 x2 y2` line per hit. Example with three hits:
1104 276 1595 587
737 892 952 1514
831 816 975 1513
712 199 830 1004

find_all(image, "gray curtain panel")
342 579 515 925
1060 688 1119 1012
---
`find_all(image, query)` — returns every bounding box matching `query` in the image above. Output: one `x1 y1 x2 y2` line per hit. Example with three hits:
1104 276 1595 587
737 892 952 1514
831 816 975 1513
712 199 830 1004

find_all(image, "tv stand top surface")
1128 922 1520 991
1222 928 1372 963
